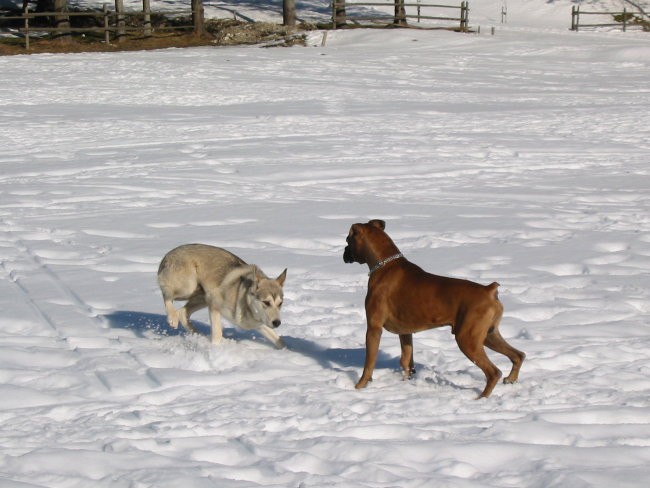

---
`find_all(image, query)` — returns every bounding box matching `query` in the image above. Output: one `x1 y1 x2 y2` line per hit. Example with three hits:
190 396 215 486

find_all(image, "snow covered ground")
1 1 650 487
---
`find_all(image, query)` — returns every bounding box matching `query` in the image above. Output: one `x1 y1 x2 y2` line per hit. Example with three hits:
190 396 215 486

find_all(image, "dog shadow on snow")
103 310 392 371
104 310 270 344
103 311 467 390
281 336 396 379
282 336 471 393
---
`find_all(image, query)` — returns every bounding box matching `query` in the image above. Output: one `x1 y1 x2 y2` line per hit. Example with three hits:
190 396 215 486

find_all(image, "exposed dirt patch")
0 18 315 56
211 20 311 47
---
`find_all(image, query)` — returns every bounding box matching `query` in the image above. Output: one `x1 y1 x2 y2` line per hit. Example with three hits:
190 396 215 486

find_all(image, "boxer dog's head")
343 219 386 264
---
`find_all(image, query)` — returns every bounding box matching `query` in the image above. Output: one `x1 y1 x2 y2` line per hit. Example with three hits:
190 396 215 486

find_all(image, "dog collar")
368 253 403 276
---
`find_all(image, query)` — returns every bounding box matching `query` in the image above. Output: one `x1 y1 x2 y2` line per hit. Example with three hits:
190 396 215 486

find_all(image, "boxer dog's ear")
368 219 386 230
350 223 363 237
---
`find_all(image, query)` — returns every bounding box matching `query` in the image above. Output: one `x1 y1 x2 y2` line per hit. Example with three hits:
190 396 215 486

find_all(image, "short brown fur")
343 220 525 398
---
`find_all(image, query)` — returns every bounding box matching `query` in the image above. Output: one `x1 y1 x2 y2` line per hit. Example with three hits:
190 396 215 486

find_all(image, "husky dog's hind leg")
177 293 204 333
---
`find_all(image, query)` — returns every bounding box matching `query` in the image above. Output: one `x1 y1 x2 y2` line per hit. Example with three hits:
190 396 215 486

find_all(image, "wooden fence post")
333 1 346 29
460 1 469 32
143 0 152 37
571 5 575 30
623 7 627 32
571 5 580 31
394 0 407 26
115 0 125 43
283 0 296 26
576 5 580 31
103 4 110 44
54 0 71 43
458 1 462 31
23 5 29 50
192 0 205 36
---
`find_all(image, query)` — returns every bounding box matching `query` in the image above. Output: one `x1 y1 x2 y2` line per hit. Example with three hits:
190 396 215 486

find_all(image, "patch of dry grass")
0 19 313 56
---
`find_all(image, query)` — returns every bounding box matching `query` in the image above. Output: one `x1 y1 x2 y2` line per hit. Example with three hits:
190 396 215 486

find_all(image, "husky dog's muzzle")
257 311 282 329
248 295 282 329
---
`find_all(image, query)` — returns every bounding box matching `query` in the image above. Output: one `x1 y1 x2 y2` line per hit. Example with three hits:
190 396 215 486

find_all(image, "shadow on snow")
103 310 398 373
103 311 472 393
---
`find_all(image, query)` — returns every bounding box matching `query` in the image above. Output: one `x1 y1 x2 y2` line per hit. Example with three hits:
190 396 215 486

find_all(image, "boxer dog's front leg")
356 301 384 389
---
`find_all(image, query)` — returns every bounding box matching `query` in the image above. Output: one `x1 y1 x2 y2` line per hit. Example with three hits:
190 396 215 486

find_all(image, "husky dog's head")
246 267 287 328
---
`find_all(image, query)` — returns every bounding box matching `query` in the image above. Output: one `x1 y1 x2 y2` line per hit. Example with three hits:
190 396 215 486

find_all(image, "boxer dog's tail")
486 282 500 300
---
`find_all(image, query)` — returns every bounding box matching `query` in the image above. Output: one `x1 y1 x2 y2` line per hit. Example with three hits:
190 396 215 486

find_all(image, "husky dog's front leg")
164 299 180 329
208 307 223 345
258 325 286 349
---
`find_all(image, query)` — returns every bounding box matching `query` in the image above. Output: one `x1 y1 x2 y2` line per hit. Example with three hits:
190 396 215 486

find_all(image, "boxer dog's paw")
355 377 372 389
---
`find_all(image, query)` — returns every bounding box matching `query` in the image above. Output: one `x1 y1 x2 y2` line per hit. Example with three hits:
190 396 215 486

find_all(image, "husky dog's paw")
167 310 180 329
178 308 198 333
178 308 189 329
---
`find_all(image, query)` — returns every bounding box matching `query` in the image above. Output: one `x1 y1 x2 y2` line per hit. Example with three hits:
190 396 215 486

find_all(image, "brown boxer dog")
343 219 525 398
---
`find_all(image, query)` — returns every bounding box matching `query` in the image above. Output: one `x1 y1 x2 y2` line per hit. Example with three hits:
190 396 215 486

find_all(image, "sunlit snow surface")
1 1 649 486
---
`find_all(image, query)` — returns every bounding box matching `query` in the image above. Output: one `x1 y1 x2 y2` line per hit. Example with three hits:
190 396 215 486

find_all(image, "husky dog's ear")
243 265 260 289
254 265 265 282
276 268 287 286
368 219 386 230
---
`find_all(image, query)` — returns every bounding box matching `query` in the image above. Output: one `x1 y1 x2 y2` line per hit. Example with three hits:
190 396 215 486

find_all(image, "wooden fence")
332 1 469 31
0 2 202 48
571 6 645 31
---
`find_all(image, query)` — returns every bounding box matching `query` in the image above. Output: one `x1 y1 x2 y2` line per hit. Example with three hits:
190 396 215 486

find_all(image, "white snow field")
1 1 649 486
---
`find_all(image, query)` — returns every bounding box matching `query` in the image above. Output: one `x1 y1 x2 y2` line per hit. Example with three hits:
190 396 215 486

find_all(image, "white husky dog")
157 244 287 348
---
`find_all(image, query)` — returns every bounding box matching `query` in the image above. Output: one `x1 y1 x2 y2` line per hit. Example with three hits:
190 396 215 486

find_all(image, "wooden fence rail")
571 6 643 31
0 4 200 49
332 1 469 31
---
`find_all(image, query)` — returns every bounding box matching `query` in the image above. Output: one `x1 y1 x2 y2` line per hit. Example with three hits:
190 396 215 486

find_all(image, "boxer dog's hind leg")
482 303 525 384
455 315 502 398
484 329 525 384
